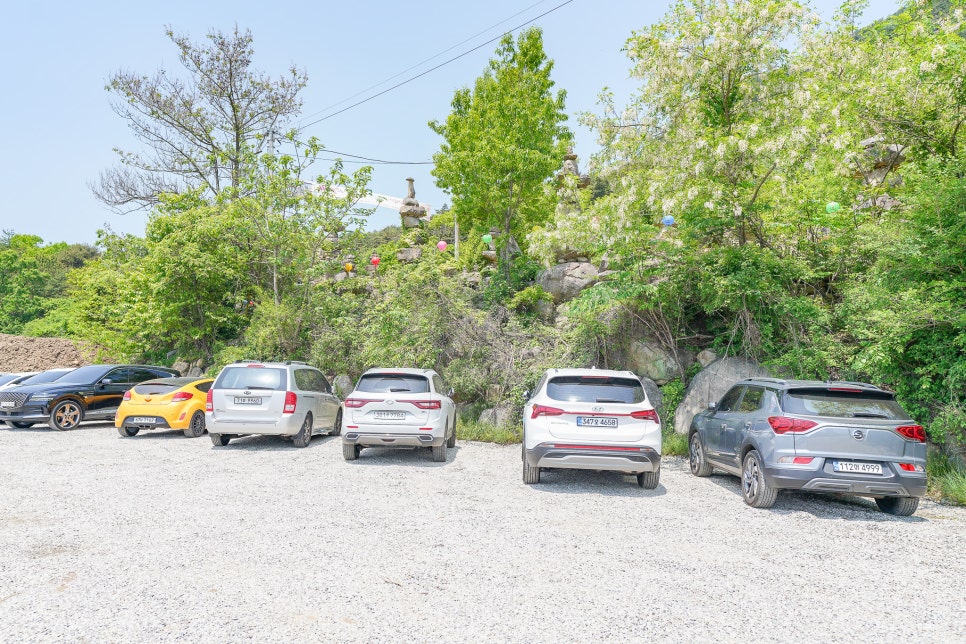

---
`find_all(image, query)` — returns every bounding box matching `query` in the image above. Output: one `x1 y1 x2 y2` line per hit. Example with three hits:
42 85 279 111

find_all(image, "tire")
10 421 34 429
741 450 778 509
342 441 360 461
329 410 342 436
184 411 206 438
446 416 456 448
50 400 83 431
210 433 231 447
117 425 139 437
637 466 661 489
522 444 540 484
689 433 713 477
431 442 447 462
293 413 313 448
875 496 920 516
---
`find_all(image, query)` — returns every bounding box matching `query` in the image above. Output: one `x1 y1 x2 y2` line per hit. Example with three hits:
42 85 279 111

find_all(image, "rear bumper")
117 415 174 431
526 442 661 474
206 413 303 436
765 465 926 498
343 432 444 448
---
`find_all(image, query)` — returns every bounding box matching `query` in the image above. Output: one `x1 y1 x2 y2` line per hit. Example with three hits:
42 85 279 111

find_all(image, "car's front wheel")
637 466 661 489
184 411 206 438
117 425 139 437
293 413 313 448
50 400 83 431
875 496 920 516
689 433 713 477
741 450 778 508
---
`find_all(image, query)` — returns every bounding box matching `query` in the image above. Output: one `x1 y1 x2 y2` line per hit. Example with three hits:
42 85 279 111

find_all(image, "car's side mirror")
707 401 717 411
523 389 531 400
447 387 454 397
99 378 113 387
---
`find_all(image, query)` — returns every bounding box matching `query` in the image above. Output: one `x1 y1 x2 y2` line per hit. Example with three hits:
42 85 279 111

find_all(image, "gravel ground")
1 422 964 643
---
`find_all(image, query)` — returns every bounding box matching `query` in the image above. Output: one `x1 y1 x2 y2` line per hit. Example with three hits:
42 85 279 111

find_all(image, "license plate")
576 416 618 427
373 411 406 420
131 417 155 424
0 401 13 408
833 461 882 475
234 397 262 405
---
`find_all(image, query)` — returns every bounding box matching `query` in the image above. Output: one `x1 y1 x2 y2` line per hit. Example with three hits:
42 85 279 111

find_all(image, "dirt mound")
0 333 92 373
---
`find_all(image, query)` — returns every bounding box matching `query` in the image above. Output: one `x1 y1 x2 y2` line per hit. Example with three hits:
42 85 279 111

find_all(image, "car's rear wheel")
184 411 206 438
117 426 139 437
329 410 342 436
431 442 447 462
689 433 713 477
522 445 540 484
293 413 313 448
446 417 456 448
50 400 83 431
875 496 920 516
210 433 231 447
10 421 34 429
342 441 360 461
637 466 661 489
741 450 778 508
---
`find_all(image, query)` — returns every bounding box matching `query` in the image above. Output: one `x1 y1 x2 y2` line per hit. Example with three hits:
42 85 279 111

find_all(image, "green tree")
0 235 46 334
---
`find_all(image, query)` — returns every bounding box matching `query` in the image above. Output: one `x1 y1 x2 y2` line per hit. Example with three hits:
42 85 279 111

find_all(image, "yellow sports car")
116 377 213 438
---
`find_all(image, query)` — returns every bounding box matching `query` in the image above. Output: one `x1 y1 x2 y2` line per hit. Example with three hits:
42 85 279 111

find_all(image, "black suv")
0 364 179 430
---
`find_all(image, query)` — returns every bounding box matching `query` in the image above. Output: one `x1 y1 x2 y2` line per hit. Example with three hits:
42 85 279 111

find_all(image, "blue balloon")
661 215 675 226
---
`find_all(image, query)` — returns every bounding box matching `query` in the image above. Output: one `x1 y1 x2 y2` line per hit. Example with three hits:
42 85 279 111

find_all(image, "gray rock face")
400 215 423 228
536 262 598 303
172 360 190 376
640 376 664 419
479 406 515 428
673 357 772 434
696 349 718 368
396 247 422 262
627 341 689 385
333 374 354 399
535 298 555 322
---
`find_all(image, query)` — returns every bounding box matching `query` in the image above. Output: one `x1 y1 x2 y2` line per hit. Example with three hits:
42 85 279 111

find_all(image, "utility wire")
296 0 553 126
319 152 434 165
298 0 575 130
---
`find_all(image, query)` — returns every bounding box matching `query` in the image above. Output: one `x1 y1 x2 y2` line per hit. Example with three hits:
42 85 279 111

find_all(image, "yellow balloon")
344 263 354 272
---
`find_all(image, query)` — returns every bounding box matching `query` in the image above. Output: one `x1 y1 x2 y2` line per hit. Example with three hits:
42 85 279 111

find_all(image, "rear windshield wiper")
846 412 890 419
389 388 411 393
595 398 626 403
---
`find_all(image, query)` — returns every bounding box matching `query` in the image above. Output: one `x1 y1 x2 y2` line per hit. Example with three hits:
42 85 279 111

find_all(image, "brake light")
344 398 378 408
283 391 297 414
531 404 565 419
631 409 660 423
171 392 193 402
408 400 441 410
122 390 131 401
768 416 818 434
895 425 926 442
205 390 213 412
246 364 265 368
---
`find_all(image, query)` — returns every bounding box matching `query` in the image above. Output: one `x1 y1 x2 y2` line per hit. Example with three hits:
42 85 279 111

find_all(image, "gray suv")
687 378 926 515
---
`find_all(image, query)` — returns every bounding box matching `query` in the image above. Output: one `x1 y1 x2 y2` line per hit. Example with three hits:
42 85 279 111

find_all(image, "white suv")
522 368 663 488
341 368 456 462
206 361 341 448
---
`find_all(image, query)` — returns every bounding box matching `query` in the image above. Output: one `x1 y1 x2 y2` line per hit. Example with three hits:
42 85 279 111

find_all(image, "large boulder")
641 376 664 419
333 374 354 399
672 358 772 434
479 406 515 428
626 340 690 385
536 262 598 304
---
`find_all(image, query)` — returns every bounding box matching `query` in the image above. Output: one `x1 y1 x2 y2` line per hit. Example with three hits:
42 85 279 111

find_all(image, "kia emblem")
852 429 865 441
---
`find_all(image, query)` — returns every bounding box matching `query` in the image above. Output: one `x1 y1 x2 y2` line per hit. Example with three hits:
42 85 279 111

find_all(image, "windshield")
20 369 75 385
782 389 910 420
215 367 286 391
356 374 429 394
546 376 646 404
54 365 112 384
0 374 25 386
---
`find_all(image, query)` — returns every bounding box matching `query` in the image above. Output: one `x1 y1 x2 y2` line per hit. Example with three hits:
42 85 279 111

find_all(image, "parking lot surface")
1 422 964 642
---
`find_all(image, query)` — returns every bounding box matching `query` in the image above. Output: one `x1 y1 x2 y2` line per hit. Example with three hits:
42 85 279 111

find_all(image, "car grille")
0 392 29 407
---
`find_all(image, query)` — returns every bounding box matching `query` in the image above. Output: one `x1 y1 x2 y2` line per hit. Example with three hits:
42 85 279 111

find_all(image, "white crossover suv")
341 368 456 462
522 368 663 488
206 361 342 448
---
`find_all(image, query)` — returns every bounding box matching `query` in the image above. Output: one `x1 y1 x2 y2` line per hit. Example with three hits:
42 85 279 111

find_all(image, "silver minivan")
206 361 341 448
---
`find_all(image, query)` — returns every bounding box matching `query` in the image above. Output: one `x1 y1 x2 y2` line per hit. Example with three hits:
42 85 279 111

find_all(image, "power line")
319 152 434 165
298 0 576 130
296 0 554 126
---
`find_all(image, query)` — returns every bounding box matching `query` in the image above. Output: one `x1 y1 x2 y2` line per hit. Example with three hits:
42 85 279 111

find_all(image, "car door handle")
720 423 727 430
744 421 752 429
303 395 316 400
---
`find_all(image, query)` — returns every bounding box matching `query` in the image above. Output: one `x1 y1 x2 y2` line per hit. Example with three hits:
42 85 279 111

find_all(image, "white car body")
522 368 663 487
341 368 456 461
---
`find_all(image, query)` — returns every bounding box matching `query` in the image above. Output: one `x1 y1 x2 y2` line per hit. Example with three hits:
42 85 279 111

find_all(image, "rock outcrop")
673 357 772 434
536 262 598 303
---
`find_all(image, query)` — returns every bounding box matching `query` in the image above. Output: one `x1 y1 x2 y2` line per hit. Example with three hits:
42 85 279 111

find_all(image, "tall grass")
927 445 966 506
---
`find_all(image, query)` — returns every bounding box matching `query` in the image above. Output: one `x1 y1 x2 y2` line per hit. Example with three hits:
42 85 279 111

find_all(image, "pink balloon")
436 240 447 251
371 256 380 266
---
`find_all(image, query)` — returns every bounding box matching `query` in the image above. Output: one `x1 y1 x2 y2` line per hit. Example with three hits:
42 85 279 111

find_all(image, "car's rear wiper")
244 386 274 390
847 412 890 419
389 388 411 392
595 398 625 403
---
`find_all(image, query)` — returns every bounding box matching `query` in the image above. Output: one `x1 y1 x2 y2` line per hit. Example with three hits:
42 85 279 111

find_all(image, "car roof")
543 368 640 379
361 368 437 377
139 377 213 386
224 361 316 368
737 377 885 392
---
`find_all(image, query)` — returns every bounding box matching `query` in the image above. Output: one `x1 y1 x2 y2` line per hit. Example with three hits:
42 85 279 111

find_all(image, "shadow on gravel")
347 445 459 468
703 472 927 522
0 424 52 433
528 468 668 498
208 433 339 451
118 429 195 440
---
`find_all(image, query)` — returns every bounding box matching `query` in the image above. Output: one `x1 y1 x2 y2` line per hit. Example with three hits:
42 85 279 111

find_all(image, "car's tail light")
205 390 213 412
122 390 132 401
895 425 926 442
631 409 660 423
531 404 565 419
768 416 818 434
283 391 297 414
344 398 377 408
408 400 441 410
171 392 193 402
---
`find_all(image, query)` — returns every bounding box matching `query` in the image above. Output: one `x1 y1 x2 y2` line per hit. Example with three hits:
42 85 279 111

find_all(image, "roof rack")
747 377 787 384
826 380 882 390
237 360 261 363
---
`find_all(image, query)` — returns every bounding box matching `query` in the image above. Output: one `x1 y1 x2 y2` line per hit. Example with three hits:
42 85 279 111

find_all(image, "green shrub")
927 444 966 506
457 417 522 444
662 429 689 457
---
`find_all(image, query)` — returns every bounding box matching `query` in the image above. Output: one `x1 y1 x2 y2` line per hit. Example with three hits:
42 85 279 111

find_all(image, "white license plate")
374 411 406 420
0 401 13 408
234 397 262 405
131 417 155 424
576 416 618 427
833 461 882 475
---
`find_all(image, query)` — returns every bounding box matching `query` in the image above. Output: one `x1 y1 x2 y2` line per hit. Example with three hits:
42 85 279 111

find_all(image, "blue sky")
0 0 898 245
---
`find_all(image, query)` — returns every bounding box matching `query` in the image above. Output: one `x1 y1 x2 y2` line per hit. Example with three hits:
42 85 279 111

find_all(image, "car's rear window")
546 376 646 404
782 389 910 420
215 367 286 391
356 374 430 394
133 378 203 396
